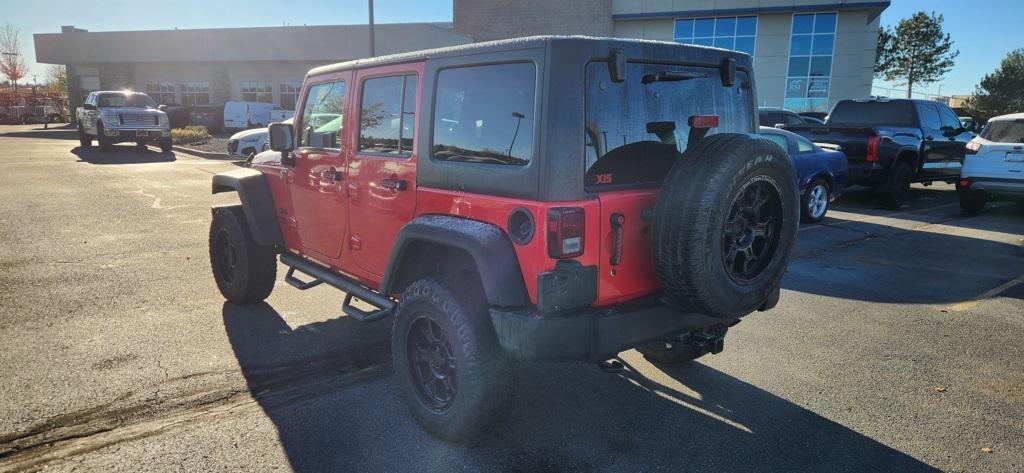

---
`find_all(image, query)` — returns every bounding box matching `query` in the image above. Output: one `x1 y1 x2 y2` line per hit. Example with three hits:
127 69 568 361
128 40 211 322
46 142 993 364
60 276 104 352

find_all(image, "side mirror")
268 122 295 164
82 103 96 111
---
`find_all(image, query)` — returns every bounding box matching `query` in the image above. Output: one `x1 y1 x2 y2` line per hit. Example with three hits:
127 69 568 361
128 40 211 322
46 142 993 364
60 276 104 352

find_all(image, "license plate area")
136 131 149 137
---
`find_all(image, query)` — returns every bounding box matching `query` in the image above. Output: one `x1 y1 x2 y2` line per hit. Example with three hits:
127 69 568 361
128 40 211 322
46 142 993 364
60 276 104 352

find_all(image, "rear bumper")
489 297 733 362
965 177 1024 197
847 162 885 186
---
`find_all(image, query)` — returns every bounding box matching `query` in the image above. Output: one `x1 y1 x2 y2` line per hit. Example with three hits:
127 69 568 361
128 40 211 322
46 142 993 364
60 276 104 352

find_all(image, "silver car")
77 91 172 152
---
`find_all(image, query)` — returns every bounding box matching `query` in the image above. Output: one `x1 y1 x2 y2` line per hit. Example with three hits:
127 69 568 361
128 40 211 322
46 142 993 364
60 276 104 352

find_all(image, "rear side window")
432 63 536 165
298 80 346 149
917 104 941 130
981 120 1024 143
762 133 789 152
359 74 417 155
828 101 916 127
585 61 755 189
796 135 815 152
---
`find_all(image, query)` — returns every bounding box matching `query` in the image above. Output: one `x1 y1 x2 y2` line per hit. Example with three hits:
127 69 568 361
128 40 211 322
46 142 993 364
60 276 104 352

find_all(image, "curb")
172 145 238 161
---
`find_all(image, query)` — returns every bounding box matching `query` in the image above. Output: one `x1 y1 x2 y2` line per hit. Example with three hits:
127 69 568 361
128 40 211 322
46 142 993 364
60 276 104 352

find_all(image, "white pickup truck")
77 91 172 152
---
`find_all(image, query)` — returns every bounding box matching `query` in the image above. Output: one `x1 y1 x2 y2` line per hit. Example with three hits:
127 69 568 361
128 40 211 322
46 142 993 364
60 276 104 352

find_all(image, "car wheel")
78 125 92 148
97 122 114 151
209 206 277 304
956 186 986 214
393 277 515 443
651 133 799 319
882 162 913 207
801 178 830 223
160 137 173 154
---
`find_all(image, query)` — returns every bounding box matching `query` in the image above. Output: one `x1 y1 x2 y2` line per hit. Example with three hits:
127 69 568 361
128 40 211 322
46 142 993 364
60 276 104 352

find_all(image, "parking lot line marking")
946 274 1024 312
799 203 959 232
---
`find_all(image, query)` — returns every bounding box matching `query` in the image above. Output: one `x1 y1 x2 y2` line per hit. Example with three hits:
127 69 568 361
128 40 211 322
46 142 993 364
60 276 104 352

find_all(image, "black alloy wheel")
722 180 783 282
214 230 238 284
407 316 458 411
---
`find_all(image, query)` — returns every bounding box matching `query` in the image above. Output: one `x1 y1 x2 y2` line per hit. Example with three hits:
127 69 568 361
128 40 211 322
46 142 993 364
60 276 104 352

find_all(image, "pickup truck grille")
119 113 158 128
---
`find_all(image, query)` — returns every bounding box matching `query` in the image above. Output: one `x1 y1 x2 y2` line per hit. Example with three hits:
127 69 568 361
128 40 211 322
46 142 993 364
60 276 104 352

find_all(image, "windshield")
585 61 755 189
980 120 1024 143
97 93 158 109
827 101 915 127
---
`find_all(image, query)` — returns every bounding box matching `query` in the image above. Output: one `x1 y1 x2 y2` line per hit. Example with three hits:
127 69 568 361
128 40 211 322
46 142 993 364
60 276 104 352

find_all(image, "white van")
223 101 278 130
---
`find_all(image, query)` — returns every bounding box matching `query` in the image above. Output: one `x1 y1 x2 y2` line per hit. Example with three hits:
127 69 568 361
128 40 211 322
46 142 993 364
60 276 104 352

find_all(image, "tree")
0 23 28 92
46 64 68 97
964 49 1024 122
875 12 959 98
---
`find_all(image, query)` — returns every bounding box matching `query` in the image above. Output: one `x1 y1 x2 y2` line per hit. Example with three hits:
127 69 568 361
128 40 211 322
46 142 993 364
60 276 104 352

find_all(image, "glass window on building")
145 83 175 105
179 82 210 107
674 16 757 56
241 81 273 103
279 82 302 111
784 12 836 113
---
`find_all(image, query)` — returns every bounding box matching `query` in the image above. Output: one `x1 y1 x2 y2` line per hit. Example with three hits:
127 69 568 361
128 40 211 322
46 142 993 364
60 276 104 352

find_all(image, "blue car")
759 126 848 223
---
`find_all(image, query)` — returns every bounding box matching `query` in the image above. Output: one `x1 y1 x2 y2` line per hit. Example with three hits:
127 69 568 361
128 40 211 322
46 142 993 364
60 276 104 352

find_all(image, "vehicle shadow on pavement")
788 215 1024 304
72 146 177 165
0 129 79 140
223 302 937 472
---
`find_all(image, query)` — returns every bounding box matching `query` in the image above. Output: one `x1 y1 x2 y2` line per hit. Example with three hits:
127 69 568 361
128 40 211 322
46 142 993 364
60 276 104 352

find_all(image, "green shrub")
171 125 211 145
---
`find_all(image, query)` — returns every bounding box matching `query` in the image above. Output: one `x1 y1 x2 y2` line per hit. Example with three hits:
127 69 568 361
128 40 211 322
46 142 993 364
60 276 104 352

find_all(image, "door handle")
320 168 342 182
925 136 934 141
380 178 408 191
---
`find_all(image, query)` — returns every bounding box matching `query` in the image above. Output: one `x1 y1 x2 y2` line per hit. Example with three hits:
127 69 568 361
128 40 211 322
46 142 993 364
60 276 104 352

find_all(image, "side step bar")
280 252 396 322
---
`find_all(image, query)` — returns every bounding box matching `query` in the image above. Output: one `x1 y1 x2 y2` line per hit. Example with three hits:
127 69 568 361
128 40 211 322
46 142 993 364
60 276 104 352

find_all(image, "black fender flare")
381 215 530 308
211 168 283 247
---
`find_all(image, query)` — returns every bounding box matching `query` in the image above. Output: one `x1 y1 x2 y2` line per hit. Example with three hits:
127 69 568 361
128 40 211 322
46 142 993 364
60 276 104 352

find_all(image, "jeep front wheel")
209 207 277 304
392 278 514 443
651 133 799 319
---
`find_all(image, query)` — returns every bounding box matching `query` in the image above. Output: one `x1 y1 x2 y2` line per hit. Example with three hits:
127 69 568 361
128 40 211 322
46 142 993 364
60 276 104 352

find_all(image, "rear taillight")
547 207 585 258
965 140 981 155
958 179 970 188
866 135 880 162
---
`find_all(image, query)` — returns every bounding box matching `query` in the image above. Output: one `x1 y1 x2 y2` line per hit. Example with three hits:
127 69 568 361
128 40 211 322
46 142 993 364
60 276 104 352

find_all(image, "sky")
5 0 1022 98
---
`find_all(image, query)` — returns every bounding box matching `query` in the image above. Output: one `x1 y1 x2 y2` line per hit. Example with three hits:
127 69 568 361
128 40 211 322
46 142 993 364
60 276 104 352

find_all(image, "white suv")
957 113 1024 213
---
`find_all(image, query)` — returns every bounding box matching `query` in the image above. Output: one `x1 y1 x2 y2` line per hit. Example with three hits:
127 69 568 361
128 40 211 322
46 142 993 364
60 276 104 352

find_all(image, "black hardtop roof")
306 35 752 78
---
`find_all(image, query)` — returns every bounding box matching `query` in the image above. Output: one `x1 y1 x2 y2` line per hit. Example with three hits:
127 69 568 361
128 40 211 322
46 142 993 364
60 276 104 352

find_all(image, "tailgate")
784 125 877 162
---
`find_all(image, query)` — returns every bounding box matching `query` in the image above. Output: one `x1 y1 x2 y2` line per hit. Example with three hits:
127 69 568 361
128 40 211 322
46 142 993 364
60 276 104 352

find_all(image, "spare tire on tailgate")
652 133 798 318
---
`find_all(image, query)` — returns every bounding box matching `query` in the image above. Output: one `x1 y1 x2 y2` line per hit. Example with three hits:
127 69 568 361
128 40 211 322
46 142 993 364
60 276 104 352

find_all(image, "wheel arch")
211 168 283 247
896 148 920 169
382 215 530 308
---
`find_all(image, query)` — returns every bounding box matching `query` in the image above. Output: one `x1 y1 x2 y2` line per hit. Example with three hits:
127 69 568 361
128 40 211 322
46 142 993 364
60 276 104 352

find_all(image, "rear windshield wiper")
641 71 707 85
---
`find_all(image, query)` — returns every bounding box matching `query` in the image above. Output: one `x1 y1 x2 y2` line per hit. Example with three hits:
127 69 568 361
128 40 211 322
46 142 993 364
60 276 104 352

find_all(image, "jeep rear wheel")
209 207 277 304
651 133 799 318
392 278 515 443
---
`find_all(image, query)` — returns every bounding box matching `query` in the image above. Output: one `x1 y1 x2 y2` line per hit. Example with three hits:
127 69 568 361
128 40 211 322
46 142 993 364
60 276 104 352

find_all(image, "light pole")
368 0 375 57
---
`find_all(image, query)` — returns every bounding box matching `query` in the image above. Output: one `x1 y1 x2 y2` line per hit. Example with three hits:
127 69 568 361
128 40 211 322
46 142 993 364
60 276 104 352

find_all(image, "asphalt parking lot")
0 124 1022 472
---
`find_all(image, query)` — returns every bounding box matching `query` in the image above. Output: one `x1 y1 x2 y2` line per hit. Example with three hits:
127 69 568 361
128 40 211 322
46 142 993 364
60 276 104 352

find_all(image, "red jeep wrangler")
209 36 798 442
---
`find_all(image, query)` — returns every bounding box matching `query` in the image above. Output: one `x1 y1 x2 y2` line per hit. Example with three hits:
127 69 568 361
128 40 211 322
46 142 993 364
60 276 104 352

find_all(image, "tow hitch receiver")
677 325 728 354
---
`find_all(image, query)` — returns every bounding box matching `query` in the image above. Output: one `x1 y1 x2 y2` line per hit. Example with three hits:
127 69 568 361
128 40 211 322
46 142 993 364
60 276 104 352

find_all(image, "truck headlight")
158 114 169 127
